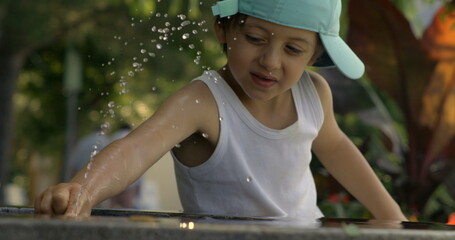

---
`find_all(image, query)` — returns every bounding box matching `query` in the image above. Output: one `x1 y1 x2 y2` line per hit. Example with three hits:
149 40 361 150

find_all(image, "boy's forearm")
70 138 144 208
318 135 406 221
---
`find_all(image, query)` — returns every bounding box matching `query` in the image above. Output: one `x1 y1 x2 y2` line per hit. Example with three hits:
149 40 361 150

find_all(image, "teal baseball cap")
212 0 365 79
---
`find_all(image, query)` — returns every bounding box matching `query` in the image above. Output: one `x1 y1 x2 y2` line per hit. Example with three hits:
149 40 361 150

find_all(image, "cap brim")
320 35 365 79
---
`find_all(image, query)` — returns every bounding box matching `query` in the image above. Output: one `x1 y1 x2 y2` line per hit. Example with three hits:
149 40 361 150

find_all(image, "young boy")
35 0 407 221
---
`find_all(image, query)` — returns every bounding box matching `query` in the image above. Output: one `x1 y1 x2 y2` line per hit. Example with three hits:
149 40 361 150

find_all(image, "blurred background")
0 0 454 223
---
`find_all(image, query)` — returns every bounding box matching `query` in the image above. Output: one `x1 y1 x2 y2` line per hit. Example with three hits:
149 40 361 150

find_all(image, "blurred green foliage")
7 0 226 200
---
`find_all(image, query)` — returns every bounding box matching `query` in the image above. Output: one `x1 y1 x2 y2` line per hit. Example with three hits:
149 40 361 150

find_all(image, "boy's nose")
258 47 281 71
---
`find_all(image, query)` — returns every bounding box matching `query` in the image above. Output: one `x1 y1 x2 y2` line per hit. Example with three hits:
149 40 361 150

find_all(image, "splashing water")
74 1 213 212
75 123 110 214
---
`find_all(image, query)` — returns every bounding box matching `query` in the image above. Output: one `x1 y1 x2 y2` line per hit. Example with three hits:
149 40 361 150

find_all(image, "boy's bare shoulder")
161 79 218 130
306 70 333 113
306 70 330 92
172 80 216 109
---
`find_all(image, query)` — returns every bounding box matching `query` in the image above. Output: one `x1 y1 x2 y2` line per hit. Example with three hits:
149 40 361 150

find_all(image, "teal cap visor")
212 0 365 79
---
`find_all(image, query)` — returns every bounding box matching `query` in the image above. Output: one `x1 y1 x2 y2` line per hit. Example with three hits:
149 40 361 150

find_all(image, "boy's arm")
35 81 217 216
309 71 406 221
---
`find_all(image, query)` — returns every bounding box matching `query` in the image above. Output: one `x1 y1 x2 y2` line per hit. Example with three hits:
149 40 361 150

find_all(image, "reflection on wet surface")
1 207 455 231
319 217 455 231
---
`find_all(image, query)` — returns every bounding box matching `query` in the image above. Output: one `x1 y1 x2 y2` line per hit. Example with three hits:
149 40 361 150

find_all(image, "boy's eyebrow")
244 23 313 46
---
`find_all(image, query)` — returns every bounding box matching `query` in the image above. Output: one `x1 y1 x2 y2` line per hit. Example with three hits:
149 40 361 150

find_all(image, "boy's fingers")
38 189 54 214
65 187 80 216
34 194 43 214
65 184 91 217
51 188 70 214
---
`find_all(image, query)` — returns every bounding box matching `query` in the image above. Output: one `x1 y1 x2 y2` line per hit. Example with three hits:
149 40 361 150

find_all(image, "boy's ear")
308 43 325 66
308 53 319 66
214 21 227 43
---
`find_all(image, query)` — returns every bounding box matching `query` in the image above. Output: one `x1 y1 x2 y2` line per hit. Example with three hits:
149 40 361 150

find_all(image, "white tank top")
172 70 324 219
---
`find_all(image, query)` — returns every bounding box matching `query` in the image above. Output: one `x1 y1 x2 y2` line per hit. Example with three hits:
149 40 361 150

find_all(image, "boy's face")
215 16 319 101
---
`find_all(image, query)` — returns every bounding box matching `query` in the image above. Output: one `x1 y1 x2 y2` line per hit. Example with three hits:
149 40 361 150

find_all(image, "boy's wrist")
372 203 407 221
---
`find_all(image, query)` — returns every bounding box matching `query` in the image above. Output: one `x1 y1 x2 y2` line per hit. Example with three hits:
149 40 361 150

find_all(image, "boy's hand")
34 183 91 217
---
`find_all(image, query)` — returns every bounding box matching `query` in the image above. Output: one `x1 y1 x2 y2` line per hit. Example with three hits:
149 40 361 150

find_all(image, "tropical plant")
343 0 455 220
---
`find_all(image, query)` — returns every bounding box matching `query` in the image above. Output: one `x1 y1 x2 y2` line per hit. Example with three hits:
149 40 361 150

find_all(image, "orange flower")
328 193 350 204
448 212 455 225
422 6 455 61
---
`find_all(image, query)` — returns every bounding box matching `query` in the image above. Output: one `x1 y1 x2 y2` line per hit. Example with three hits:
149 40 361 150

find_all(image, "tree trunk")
0 45 27 205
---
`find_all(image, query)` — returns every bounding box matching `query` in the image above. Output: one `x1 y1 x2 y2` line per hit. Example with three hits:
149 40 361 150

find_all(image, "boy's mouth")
251 72 278 88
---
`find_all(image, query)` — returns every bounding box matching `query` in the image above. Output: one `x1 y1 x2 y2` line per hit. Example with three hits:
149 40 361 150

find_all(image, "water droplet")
90 150 98 158
182 33 190 39
110 71 116 76
101 122 111 129
174 144 181 148
181 20 191 27
188 44 195 49
120 80 127 87
219 117 224 121
246 177 252 182
140 49 147 54
108 101 115 108
156 44 162 49
195 99 200 104
202 133 209 138
128 71 134 76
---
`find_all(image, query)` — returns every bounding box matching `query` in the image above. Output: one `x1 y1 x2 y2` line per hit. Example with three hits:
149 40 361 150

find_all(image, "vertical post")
0 48 26 206
62 46 82 182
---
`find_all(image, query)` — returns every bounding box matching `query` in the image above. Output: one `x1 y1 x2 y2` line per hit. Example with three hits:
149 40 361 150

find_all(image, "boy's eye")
286 45 303 54
245 35 264 43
